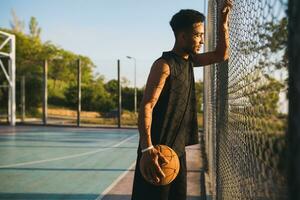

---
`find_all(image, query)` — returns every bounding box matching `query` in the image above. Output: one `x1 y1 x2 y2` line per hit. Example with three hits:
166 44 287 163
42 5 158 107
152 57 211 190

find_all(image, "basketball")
140 145 180 186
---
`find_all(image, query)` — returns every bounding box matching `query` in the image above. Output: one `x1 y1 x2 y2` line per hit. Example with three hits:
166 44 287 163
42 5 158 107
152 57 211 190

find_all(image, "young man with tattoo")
131 1 233 200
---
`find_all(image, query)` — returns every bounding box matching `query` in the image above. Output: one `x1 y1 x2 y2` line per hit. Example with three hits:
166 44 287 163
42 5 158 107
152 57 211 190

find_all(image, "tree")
248 75 285 115
195 80 204 113
104 79 144 112
29 17 42 39
259 17 287 70
235 16 288 116
64 80 115 112
1 15 95 115
122 87 134 111
241 17 288 78
105 79 118 94
10 9 25 33
121 77 130 87
104 79 118 108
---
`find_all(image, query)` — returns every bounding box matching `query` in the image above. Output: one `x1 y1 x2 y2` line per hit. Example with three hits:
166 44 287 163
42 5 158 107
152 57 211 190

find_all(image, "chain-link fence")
204 0 289 199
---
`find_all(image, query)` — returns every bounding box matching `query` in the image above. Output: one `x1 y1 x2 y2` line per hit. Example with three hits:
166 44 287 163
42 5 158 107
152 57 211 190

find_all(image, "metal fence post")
21 76 25 122
43 59 48 125
77 59 81 127
288 0 300 199
118 59 122 128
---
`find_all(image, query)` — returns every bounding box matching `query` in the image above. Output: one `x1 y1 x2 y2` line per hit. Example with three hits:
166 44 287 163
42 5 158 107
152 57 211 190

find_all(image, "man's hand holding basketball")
140 146 169 184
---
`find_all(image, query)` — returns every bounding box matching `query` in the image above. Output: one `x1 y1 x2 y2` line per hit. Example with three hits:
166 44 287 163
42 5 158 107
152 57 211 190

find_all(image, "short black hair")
169 9 205 37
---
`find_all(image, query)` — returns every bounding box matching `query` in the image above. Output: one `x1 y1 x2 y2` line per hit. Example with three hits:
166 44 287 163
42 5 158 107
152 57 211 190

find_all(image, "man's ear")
177 31 185 42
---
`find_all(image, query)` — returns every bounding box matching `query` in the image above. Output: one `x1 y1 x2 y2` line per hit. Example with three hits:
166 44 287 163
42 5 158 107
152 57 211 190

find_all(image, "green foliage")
19 76 43 115
105 79 118 94
122 87 135 110
0 13 147 117
29 16 41 39
195 80 204 113
257 17 288 72
261 17 287 54
9 9 25 33
64 81 116 112
104 79 118 107
103 79 144 112
238 17 288 116
0 14 95 114
48 79 68 106
253 17 288 116
248 76 285 115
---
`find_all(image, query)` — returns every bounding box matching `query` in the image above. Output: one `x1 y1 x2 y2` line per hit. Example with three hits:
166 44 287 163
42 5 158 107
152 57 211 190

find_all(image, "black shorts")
131 152 187 200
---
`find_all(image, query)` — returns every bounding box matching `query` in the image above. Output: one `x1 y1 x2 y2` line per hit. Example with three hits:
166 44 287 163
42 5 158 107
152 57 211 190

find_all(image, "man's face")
184 22 205 54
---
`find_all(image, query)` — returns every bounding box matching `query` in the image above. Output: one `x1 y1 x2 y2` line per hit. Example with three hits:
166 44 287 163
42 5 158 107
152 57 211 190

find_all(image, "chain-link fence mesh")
204 0 218 197
204 0 289 199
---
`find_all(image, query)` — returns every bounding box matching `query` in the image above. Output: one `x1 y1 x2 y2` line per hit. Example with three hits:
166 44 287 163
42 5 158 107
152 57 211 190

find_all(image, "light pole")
126 56 137 113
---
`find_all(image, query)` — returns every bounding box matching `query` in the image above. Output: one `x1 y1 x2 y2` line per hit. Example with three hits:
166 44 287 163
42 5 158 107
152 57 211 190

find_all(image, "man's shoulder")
151 57 170 74
154 57 169 67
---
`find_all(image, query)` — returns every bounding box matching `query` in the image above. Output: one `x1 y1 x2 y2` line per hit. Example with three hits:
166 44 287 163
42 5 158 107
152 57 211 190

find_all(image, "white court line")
95 161 136 200
0 134 137 169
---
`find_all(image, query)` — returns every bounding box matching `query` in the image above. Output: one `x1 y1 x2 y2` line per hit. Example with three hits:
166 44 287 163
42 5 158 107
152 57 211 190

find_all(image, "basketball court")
0 126 205 200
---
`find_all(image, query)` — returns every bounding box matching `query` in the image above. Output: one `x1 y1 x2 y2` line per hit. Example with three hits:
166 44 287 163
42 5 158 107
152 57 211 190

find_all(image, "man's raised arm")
192 0 233 66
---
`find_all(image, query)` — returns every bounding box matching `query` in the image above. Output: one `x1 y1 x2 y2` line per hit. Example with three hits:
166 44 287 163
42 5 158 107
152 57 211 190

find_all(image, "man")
132 1 232 200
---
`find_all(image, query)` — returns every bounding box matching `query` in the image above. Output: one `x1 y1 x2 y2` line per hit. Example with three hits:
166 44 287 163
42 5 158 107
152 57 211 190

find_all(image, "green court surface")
0 126 139 200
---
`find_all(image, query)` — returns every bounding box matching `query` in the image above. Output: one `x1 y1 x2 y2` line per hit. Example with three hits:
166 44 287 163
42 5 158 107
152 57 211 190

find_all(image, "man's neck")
171 45 189 60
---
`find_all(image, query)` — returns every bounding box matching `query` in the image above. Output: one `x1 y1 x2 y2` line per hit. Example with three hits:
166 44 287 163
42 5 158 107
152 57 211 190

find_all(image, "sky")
0 0 207 88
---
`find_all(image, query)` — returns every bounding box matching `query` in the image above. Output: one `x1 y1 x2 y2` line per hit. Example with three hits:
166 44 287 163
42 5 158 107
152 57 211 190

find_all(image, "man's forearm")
215 19 229 59
215 3 231 60
137 59 170 150
138 104 153 150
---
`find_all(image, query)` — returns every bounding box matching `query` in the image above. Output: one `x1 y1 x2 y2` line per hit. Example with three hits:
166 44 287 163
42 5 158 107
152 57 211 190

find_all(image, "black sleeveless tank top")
149 51 199 156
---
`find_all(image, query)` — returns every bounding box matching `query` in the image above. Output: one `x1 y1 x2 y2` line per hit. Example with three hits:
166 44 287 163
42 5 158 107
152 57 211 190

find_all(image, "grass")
1 106 203 128
41 106 203 128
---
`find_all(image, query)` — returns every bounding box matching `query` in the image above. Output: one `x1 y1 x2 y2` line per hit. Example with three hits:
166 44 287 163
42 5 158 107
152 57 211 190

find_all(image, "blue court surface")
0 126 139 200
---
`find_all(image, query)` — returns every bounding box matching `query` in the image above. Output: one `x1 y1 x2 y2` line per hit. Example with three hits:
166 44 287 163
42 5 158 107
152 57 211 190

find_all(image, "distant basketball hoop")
0 31 16 126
